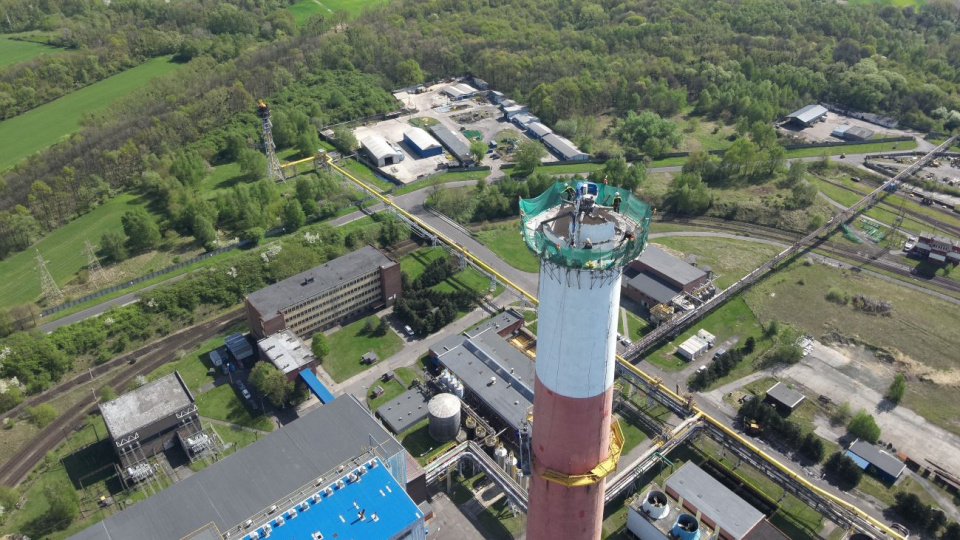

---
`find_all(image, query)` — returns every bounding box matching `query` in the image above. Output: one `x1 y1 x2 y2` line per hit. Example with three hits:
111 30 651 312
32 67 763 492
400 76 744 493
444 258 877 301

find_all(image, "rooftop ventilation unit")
324 487 334 496
312 494 321 504
670 514 700 540
287 508 297 519
336 479 345 489
300 501 310 511
641 490 670 520
275 516 285 527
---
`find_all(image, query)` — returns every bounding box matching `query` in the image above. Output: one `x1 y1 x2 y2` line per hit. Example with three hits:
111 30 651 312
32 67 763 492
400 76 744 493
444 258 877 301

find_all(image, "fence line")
41 242 247 317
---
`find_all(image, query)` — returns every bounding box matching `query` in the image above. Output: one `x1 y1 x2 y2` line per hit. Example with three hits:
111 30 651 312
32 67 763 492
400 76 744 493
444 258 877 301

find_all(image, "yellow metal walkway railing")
539 419 624 488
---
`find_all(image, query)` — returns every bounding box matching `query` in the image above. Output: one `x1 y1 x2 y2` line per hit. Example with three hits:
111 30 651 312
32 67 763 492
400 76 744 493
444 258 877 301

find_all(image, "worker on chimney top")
613 192 622 213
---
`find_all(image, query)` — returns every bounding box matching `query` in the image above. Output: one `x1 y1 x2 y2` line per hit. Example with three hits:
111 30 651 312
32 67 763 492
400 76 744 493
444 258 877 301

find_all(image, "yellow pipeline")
326 157 903 539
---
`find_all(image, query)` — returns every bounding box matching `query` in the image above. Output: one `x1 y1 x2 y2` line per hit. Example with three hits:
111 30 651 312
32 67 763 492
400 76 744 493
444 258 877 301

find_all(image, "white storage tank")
495 444 508 469
428 393 461 442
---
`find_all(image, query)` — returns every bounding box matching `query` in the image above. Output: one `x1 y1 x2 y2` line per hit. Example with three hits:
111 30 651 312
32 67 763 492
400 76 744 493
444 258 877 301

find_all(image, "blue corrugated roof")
300 369 335 404
252 457 423 540
845 450 870 470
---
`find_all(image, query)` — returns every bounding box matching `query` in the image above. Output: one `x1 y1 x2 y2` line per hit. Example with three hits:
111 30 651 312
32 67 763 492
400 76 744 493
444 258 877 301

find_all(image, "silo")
428 393 461 442
495 445 508 469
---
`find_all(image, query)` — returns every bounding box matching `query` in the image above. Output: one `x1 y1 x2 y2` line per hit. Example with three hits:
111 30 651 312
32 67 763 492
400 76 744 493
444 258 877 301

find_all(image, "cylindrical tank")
484 434 498 447
517 471 529 491
494 445 508 469
506 453 518 479
474 425 486 440
641 490 670 520
453 380 464 398
428 393 461 442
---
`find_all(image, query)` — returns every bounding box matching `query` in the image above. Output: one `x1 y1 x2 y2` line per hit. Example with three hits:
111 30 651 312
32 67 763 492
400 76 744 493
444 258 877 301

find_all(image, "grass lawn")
527 162 602 177
195 383 274 431
287 0 327 25
211 422 263 452
0 56 181 171
0 36 58 67
392 169 490 195
644 296 764 372
322 315 404 382
474 219 539 273
342 158 395 192
394 365 421 385
315 0 388 17
784 139 917 159
651 237 781 289
400 247 505 297
366 378 406 411
615 412 649 455
0 191 158 310
398 418 456 466
198 161 245 194
618 308 651 339
145 323 245 392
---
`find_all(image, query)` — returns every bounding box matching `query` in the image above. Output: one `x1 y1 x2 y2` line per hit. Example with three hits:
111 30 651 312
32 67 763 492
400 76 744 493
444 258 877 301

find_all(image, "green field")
400 247 504 297
316 0 389 17
287 0 327 25
651 237 781 289
0 37 57 67
195 383 275 431
0 56 181 170
322 315 405 382
474 219 539 273
0 192 158 310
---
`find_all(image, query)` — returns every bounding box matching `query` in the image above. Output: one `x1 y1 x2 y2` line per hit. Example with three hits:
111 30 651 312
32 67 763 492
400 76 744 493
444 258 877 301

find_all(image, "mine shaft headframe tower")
256 99 285 183
521 181 652 540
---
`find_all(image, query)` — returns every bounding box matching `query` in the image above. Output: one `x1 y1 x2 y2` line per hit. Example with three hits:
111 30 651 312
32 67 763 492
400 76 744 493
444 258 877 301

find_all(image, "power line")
84 239 107 286
35 249 63 306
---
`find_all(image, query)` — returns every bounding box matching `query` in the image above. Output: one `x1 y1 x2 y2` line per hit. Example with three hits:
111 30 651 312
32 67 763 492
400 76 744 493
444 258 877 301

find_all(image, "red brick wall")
380 261 402 306
245 298 286 339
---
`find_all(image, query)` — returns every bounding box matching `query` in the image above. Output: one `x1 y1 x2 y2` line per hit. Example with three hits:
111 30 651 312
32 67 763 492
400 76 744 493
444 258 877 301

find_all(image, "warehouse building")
542 132 589 161
846 439 906 484
442 82 478 100
70 396 424 540
403 127 442 158
511 113 539 128
764 381 806 415
100 371 206 486
246 246 401 339
526 122 553 140
915 232 960 265
428 310 530 434
831 124 875 141
785 104 828 127
429 124 473 165
622 245 710 311
257 330 317 383
361 134 404 166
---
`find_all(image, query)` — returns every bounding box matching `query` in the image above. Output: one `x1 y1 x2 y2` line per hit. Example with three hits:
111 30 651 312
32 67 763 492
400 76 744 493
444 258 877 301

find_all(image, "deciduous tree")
249 362 293 407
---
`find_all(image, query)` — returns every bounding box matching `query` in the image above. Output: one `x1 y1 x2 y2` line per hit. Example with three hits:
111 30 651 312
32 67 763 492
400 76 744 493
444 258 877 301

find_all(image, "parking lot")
352 81 546 183
780 110 917 143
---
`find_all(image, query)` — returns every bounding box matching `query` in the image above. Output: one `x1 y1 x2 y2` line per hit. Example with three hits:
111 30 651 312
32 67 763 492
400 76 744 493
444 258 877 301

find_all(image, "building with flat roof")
403 127 442 158
225 332 254 365
511 113 539 127
428 309 530 434
376 386 432 434
245 245 401 339
542 132 589 161
429 124 473 165
70 396 415 540
846 439 906 483
442 82 477 100
257 330 317 382
665 462 773 540
677 334 710 361
764 381 805 414
361 134 404 166
623 245 710 311
785 104 828 127
100 371 204 485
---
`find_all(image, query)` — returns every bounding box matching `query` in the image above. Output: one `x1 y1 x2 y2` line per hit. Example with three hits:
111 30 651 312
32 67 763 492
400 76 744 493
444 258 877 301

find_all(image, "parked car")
228 362 236 373
620 337 631 346
714 348 727 359
404 325 415 337
221 363 230 375
241 388 252 400
697 365 708 373
236 381 246 392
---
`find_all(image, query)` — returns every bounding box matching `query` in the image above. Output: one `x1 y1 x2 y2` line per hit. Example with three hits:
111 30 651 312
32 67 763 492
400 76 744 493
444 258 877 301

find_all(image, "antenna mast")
257 99 285 183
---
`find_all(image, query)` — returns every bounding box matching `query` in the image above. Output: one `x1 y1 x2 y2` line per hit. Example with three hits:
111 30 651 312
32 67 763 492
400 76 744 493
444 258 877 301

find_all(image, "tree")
249 362 293 407
297 129 322 158
394 59 424 86
0 485 17 512
790 181 819 208
100 230 128 262
0 386 23 413
470 140 487 165
170 150 206 189
99 386 117 402
283 198 306 231
799 433 825 463
331 126 358 154
311 333 330 360
191 213 218 250
615 110 681 157
121 208 161 253
941 522 960 540
514 140 547 174
885 373 906 404
26 403 57 428
824 451 863 489
743 336 756 354
28 482 79 536
668 172 711 214
831 401 852 426
784 161 807 188
238 148 267 181
848 409 881 443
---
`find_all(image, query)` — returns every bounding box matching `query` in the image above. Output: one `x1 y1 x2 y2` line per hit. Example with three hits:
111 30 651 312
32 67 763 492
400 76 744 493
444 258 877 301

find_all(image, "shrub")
799 432 825 463
826 286 850 305
885 374 906 405
848 409 881 443
26 404 58 428
311 333 330 360
830 401 852 426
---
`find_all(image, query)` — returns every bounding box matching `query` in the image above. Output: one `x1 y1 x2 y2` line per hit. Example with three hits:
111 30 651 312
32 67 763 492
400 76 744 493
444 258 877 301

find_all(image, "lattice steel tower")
84 239 107 286
35 249 63 305
257 99 285 182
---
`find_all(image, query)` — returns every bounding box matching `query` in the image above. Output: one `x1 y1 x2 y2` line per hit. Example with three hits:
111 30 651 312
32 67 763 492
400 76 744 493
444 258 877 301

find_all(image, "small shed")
361 351 380 365
764 382 805 414
677 334 709 361
225 333 254 365
846 439 906 483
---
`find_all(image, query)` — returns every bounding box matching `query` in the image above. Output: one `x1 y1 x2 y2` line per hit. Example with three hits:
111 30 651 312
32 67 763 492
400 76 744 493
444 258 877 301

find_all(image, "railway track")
0 309 245 487
663 216 960 296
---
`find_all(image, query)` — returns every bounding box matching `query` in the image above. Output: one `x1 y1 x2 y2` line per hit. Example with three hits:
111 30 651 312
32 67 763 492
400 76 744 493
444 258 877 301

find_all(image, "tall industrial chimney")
520 181 651 539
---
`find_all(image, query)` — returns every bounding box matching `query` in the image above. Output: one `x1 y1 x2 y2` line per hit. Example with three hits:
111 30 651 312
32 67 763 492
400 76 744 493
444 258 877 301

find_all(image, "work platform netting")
520 181 652 270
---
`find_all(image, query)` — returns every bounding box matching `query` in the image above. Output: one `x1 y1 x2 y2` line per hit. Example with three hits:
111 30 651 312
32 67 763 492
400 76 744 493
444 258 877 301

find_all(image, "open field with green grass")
848 0 925 7
392 169 490 195
366 377 405 411
341 158 394 191
0 191 159 310
785 139 917 159
315 0 388 17
651 236 781 289
644 296 764 372
474 219 539 273
0 56 181 170
287 0 326 25
146 322 245 391
0 37 58 67
398 418 456 466
617 308 651 339
400 247 504 297
321 315 404 382
195 383 275 431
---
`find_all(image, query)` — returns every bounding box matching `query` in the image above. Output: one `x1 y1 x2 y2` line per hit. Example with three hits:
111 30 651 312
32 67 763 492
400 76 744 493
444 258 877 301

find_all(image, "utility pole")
35 249 63 305
84 239 107 286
